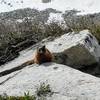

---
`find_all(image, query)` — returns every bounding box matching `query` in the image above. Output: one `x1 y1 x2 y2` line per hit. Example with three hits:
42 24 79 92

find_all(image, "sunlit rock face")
0 63 100 100
46 30 100 68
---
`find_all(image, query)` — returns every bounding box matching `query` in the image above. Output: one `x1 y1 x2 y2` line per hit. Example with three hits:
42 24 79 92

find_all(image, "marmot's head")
37 45 46 54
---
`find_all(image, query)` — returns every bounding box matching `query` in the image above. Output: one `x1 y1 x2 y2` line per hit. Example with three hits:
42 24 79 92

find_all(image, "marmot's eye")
39 49 41 52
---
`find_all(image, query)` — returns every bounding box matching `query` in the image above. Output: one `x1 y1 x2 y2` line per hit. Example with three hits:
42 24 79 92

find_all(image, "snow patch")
0 0 100 14
47 13 64 23
16 19 23 23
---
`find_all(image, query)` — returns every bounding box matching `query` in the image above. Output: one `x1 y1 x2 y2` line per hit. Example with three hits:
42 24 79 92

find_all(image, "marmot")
21 45 53 66
33 45 53 64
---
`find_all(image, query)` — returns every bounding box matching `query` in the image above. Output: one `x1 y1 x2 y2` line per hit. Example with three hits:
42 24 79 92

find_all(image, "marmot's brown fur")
33 45 53 64
22 45 53 66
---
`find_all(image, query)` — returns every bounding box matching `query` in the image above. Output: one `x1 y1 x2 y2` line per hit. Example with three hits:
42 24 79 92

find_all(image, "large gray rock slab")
0 63 100 100
46 30 100 68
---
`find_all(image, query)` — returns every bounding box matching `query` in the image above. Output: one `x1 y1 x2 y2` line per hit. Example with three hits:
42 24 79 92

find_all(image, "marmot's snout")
38 45 46 54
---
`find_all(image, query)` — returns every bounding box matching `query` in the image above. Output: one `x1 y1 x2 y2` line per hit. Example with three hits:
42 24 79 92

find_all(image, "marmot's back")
34 45 53 64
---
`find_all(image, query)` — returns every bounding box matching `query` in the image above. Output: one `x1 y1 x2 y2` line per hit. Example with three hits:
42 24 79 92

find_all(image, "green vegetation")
0 93 36 100
0 83 53 100
36 82 53 97
63 13 100 43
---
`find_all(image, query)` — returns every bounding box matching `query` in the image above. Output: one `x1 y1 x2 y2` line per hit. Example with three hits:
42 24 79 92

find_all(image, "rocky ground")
0 30 100 99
